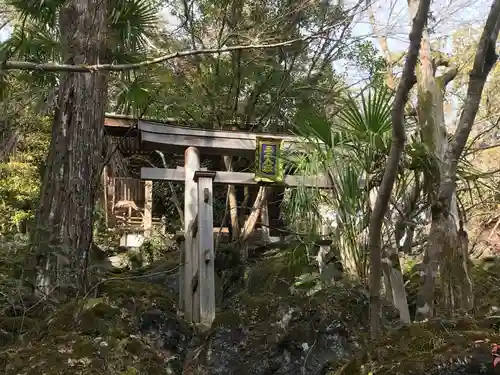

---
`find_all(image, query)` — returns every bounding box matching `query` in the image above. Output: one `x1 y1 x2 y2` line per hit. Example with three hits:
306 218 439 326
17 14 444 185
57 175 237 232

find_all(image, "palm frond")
337 86 393 147
6 0 63 26
110 0 158 52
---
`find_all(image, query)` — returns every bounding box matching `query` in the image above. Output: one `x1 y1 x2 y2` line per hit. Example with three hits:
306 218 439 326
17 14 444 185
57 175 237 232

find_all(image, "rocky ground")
1 241 500 374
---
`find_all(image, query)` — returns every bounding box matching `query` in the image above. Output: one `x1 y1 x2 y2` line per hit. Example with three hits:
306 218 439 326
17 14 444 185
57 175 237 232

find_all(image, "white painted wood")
141 168 332 189
143 180 153 237
195 172 217 326
183 147 200 322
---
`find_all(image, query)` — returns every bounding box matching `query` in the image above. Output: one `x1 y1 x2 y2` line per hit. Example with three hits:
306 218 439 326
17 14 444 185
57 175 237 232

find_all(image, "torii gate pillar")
194 170 217 326
183 147 200 321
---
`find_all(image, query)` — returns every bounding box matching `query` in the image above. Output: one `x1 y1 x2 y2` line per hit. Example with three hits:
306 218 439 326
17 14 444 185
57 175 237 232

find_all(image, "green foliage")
0 162 39 232
1 0 163 111
139 232 166 264
341 39 388 88
284 85 395 279
0 76 51 235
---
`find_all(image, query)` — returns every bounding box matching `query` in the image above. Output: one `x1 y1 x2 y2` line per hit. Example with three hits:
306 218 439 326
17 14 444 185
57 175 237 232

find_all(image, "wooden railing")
113 177 145 205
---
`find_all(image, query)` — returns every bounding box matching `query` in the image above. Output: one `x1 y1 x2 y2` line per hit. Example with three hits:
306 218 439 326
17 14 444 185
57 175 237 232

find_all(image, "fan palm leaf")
4 0 160 64
337 86 393 152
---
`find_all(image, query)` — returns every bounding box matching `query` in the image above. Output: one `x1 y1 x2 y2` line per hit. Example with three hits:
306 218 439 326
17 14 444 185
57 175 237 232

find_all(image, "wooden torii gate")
138 120 331 325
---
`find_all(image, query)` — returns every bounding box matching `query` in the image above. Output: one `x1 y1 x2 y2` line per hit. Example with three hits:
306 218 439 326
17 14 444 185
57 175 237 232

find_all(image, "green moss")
0 324 178 375
100 280 176 312
123 337 143 354
72 335 98 357
245 252 314 296
329 318 500 375
0 316 37 333
213 310 241 328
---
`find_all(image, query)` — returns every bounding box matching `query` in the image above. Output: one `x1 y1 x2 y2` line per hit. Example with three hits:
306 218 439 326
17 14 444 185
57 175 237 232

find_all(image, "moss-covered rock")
327 318 500 375
0 331 182 375
184 250 398 375
0 275 192 375
7 242 500 375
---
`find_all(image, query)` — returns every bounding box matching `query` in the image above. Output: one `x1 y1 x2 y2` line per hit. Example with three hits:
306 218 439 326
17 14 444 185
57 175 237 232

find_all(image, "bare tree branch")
367 2 395 88
439 0 500 208
367 0 431 339
1 25 339 73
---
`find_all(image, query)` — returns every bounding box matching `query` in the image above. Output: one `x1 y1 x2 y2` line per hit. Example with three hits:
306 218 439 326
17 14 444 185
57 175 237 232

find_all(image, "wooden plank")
104 117 134 128
104 117 137 137
139 120 298 142
102 166 109 228
175 231 185 312
196 174 216 326
213 227 230 234
127 217 162 224
184 147 200 322
177 166 207 171
141 131 255 155
143 180 153 237
141 167 332 189
139 121 306 155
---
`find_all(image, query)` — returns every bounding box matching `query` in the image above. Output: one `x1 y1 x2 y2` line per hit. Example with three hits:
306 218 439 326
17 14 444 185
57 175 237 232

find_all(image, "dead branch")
367 0 431 340
2 25 340 73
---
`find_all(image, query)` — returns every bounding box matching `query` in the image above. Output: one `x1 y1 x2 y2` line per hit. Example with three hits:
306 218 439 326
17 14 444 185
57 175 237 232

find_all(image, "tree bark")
415 0 500 320
410 8 462 320
367 0 430 340
30 0 108 296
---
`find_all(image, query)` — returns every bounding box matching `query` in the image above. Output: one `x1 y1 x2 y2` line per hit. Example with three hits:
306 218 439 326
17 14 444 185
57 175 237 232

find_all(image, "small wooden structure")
100 166 158 238
104 115 332 325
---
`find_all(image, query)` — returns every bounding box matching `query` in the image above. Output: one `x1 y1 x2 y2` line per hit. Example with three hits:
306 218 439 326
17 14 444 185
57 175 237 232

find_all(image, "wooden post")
102 166 109 228
317 221 330 274
260 198 271 244
110 177 116 214
184 147 200 322
144 180 153 238
175 231 185 311
194 170 217 326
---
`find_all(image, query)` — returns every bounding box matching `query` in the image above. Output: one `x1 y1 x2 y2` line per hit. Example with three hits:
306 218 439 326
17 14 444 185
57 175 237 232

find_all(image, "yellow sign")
255 137 284 183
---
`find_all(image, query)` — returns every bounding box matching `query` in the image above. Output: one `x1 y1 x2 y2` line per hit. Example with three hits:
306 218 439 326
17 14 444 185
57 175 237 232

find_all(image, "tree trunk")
427 0 500 318
411 0 500 320
31 0 108 296
410 20 458 321
367 0 430 339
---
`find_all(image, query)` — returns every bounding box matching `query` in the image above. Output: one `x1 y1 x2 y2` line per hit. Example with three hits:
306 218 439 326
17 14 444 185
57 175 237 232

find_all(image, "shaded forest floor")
1 238 500 374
